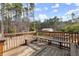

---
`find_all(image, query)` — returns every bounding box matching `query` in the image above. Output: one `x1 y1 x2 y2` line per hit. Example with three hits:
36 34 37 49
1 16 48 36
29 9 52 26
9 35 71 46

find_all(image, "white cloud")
51 4 59 8
61 16 68 21
53 9 58 12
35 3 38 5
65 7 79 15
35 14 48 22
62 7 79 21
35 7 48 12
51 16 55 18
75 3 79 7
65 3 72 5
44 7 48 11
39 14 48 19
35 8 41 11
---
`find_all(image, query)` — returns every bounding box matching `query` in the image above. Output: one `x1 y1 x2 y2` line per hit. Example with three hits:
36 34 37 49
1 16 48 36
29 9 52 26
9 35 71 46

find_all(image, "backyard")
0 3 79 56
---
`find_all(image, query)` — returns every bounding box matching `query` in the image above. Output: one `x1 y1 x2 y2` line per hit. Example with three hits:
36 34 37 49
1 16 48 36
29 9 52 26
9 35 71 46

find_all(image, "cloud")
61 16 68 21
35 14 48 22
51 4 59 8
44 7 48 11
35 8 41 11
65 3 72 5
75 3 79 7
38 14 48 20
62 7 79 21
35 7 48 12
35 3 38 5
65 7 79 15
53 9 58 12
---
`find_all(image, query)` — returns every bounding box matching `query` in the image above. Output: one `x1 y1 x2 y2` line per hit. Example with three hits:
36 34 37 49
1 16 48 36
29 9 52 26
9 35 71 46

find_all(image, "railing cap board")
0 40 5 43
4 32 36 37
37 31 79 34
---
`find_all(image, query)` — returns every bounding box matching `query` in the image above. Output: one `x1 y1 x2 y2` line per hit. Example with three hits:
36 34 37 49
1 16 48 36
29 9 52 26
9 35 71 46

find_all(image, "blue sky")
34 3 79 22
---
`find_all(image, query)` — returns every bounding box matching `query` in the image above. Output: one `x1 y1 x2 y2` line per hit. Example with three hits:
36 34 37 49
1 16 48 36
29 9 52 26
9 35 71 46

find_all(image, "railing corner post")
0 40 5 56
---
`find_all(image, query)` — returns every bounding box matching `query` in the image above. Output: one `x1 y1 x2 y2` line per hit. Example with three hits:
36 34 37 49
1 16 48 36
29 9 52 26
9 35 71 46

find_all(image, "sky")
34 3 79 22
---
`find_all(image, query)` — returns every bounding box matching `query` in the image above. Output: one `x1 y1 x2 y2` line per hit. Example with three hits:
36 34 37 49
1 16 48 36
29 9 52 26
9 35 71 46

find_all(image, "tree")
11 3 23 32
30 20 41 31
0 3 23 33
4 4 13 33
41 16 60 31
71 13 75 22
0 3 5 35
62 23 79 32
0 3 35 33
22 3 35 32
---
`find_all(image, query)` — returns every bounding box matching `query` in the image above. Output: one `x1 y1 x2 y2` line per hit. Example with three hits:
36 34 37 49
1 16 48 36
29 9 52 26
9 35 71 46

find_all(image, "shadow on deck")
32 44 70 56
3 43 74 56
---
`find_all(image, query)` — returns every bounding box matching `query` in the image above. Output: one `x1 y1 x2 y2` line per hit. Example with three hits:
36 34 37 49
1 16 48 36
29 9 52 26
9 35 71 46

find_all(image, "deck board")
3 43 79 56
35 45 70 56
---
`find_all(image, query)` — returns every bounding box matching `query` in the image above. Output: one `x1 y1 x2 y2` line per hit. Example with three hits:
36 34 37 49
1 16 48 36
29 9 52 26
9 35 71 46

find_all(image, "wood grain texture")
0 42 3 56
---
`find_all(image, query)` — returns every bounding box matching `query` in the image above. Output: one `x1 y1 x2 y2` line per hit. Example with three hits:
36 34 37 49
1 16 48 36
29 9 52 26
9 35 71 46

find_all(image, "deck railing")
37 31 79 46
1 31 79 55
3 31 36 52
3 31 79 52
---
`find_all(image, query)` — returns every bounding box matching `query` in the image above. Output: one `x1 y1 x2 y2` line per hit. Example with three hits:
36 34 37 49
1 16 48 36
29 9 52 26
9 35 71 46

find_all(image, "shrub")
8 27 16 33
61 23 79 32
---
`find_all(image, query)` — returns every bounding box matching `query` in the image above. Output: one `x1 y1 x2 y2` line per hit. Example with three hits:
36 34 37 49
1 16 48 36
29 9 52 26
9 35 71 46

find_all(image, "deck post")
0 40 5 56
48 40 52 45
25 40 27 45
70 43 77 56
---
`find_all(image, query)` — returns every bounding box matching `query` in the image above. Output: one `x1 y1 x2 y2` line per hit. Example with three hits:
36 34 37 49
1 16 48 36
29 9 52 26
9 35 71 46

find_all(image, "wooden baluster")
15 36 17 48
76 33 77 44
68 33 71 48
70 33 72 43
63 32 65 47
77 33 79 45
6 37 9 51
9 37 11 50
13 37 15 48
72 33 73 43
14 38 16 48
15 36 17 47
76 33 78 44
74 33 76 44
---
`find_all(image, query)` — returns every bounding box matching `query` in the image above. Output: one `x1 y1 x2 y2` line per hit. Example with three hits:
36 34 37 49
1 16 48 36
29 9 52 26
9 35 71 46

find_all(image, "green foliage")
0 3 35 33
12 3 23 11
29 3 35 11
61 23 79 32
41 16 61 31
30 16 61 31
8 27 16 33
30 20 41 31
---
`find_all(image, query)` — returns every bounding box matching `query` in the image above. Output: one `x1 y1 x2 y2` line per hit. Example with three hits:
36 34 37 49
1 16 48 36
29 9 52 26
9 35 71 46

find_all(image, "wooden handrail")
4 31 36 37
37 31 79 44
37 31 79 34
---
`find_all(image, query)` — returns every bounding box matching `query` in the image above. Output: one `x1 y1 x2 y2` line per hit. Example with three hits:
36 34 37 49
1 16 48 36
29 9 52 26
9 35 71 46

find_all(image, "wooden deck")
3 42 79 56
2 32 79 56
3 43 77 56
33 45 70 56
3 43 46 56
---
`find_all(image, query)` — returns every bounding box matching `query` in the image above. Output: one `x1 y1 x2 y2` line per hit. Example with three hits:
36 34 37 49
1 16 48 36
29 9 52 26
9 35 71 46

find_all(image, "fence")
3 32 36 52
37 31 79 47
1 31 79 55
